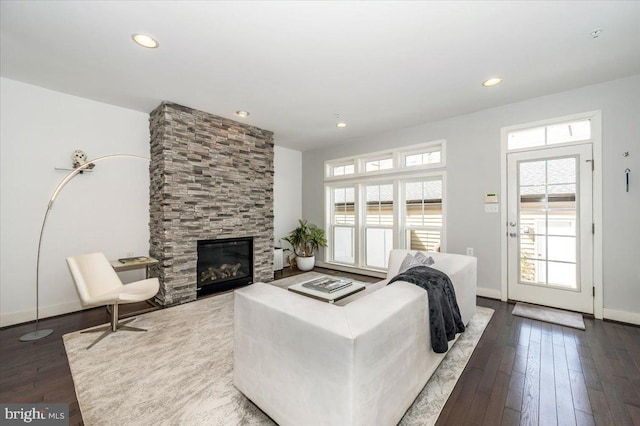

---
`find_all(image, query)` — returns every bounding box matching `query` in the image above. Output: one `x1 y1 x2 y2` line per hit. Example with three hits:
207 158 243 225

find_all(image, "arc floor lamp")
20 154 150 342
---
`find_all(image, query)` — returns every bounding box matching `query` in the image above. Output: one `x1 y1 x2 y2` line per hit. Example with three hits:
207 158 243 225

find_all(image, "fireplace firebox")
197 237 253 296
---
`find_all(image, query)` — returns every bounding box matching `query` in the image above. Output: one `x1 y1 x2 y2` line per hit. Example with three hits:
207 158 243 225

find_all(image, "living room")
1 1 639 425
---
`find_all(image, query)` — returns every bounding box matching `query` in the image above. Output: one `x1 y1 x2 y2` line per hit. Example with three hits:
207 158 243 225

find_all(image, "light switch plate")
485 204 499 213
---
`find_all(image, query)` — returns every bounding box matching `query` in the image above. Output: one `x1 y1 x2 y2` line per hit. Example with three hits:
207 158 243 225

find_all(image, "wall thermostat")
484 193 499 204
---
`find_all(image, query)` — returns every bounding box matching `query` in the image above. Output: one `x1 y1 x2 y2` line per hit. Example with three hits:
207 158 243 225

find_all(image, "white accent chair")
66 252 159 349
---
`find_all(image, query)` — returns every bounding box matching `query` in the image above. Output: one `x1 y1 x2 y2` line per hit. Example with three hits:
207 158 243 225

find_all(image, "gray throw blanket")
388 265 465 353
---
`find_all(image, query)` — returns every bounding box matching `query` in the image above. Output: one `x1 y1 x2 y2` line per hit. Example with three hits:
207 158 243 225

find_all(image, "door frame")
500 110 603 318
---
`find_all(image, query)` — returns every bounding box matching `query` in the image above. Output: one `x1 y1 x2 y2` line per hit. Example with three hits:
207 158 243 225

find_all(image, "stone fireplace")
149 102 274 306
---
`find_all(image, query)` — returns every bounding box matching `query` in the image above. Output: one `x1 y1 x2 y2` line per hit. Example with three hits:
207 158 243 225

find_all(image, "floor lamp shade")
19 154 150 342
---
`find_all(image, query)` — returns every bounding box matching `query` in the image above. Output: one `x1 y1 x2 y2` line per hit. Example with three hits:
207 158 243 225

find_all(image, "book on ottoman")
301 277 352 293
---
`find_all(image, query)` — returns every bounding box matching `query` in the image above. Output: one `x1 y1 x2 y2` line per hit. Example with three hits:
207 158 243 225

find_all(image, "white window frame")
361 181 395 270
362 155 395 173
400 174 446 253
326 160 356 178
324 140 447 274
326 185 357 266
506 116 594 153
325 140 446 181
401 142 447 170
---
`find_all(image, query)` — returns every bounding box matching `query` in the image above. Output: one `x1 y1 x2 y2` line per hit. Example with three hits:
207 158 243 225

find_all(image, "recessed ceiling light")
132 33 159 48
235 110 250 118
482 77 503 87
590 28 603 38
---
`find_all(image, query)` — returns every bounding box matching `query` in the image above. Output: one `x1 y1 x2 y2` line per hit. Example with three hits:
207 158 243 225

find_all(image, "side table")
109 257 159 278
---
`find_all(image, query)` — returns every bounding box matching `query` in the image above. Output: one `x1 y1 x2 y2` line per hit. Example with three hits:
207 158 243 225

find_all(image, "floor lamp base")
19 329 53 342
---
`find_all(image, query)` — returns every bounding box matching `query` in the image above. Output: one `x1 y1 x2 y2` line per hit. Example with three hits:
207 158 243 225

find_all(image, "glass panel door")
507 144 593 314
518 157 577 288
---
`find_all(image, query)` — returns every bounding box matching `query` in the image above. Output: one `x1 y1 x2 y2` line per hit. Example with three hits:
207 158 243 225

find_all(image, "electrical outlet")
466 248 474 256
126 252 134 257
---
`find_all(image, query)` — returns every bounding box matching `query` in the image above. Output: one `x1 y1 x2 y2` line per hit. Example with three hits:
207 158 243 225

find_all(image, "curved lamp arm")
50 154 150 204
21 154 150 342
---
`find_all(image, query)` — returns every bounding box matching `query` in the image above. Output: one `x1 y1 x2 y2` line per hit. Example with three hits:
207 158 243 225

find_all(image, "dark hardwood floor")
437 297 640 426
1 269 639 426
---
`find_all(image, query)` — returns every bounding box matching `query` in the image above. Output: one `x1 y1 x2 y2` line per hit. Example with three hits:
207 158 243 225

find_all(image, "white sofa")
233 249 477 426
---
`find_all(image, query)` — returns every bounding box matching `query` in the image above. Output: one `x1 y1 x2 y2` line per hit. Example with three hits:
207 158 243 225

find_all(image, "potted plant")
282 219 327 271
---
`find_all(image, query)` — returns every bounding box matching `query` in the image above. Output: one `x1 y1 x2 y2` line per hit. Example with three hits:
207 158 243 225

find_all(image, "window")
518 157 578 287
330 187 355 264
404 178 443 252
365 157 393 172
325 141 446 271
403 145 442 167
508 119 591 150
364 183 394 268
325 140 444 179
330 162 355 177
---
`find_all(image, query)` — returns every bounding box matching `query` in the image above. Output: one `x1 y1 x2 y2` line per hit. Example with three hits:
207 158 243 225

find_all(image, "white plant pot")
296 256 315 271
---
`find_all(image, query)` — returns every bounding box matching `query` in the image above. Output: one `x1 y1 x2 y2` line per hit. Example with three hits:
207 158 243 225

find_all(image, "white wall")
0 79 303 327
302 74 640 322
0 78 151 326
273 145 302 246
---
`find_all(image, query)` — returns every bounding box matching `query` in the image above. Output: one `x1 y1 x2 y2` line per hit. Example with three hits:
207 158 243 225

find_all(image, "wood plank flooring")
1 271 639 425
437 297 640 426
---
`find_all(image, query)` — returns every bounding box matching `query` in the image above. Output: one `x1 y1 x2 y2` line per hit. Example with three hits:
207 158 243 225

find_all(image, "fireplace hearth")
197 237 253 296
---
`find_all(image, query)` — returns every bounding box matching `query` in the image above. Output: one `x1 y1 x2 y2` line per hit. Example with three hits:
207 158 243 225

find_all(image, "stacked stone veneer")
149 102 274 306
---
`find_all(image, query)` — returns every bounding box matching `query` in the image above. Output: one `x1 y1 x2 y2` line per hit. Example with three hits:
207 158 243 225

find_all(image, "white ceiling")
2 1 639 152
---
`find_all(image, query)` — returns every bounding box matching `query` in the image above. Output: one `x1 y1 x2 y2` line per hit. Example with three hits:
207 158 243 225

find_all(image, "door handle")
509 232 517 237
509 221 517 227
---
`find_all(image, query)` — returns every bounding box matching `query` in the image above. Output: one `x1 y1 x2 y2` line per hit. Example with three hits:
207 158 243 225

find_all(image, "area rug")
64 285 494 426
512 301 585 330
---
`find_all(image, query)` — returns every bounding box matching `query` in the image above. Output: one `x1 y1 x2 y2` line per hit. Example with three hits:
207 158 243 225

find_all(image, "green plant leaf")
282 219 327 257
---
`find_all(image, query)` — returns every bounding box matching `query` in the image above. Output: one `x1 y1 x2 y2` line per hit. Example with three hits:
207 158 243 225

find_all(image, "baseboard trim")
477 287 502 300
0 300 82 328
603 308 640 326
